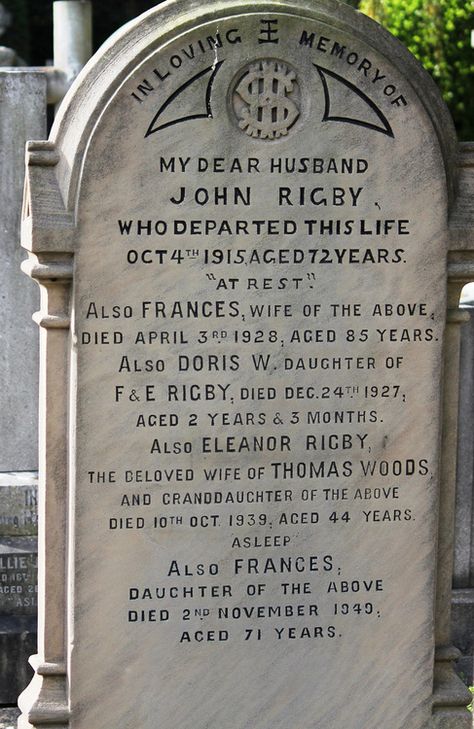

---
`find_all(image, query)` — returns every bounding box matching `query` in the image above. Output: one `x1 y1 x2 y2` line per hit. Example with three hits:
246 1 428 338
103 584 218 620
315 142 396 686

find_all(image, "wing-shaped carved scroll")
145 61 224 137
315 64 394 138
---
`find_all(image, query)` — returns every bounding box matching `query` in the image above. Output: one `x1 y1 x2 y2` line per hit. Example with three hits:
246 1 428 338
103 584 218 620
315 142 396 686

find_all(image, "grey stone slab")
0 71 46 471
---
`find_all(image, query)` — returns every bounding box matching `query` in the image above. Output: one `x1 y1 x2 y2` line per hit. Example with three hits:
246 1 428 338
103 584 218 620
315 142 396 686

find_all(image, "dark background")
1 0 472 139
0 0 360 68
2 1 160 65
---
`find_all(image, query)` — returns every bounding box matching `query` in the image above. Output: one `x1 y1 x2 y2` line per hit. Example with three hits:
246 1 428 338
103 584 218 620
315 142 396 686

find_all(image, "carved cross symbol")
258 18 279 44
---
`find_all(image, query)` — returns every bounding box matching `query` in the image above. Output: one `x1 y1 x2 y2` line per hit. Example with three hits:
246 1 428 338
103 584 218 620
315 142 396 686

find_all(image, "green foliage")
358 0 474 139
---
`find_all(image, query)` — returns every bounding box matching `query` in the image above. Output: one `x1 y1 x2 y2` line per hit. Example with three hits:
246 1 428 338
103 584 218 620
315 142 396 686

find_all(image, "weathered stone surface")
18 2 473 728
69 11 450 725
0 473 38 537
0 71 46 472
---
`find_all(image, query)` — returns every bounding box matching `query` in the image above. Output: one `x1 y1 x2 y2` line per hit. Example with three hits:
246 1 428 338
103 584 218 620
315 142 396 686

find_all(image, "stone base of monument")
452 589 474 684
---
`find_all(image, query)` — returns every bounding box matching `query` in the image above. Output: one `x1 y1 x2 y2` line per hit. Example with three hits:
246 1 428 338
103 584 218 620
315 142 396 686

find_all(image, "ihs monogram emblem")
232 59 300 140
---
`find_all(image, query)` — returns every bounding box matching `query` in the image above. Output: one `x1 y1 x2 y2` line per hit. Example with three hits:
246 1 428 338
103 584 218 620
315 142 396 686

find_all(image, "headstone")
0 71 45 471
19 2 474 728
0 69 44 703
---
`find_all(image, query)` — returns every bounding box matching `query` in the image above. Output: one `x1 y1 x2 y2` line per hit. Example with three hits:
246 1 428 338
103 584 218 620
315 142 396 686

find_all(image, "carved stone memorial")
19 1 474 728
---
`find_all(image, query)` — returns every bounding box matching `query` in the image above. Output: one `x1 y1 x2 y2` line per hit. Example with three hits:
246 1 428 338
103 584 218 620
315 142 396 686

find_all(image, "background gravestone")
0 70 43 471
0 68 44 703
18 2 473 728
0 473 37 703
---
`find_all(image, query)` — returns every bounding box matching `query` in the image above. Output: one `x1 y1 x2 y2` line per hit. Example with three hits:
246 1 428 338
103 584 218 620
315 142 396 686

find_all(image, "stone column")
451 300 474 682
18 252 73 729
18 141 74 729
447 143 474 692
53 1 92 86
432 265 474 728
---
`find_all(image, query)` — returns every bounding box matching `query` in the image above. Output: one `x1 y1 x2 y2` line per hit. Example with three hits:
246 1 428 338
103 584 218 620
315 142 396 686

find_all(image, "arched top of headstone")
48 0 456 214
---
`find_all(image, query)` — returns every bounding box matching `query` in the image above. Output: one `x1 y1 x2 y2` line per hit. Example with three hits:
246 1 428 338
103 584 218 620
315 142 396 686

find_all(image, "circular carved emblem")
232 59 300 140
